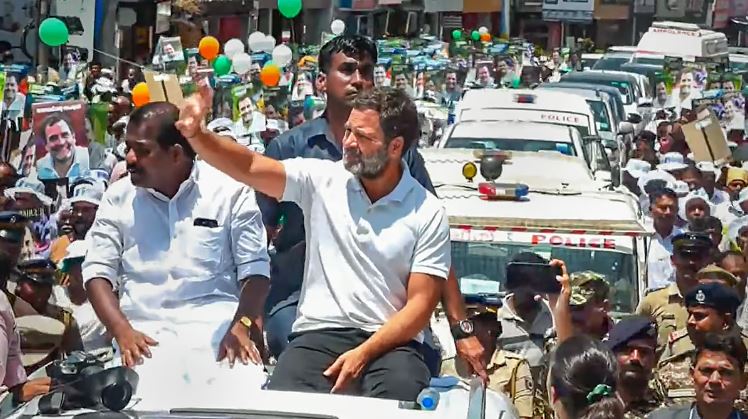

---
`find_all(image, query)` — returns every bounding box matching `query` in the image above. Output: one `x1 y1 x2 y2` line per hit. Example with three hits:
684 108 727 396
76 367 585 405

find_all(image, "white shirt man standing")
177 85 450 401
83 102 270 403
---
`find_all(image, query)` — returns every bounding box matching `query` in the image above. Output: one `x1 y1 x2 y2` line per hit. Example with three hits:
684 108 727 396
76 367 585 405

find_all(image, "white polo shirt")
82 161 270 326
282 158 450 342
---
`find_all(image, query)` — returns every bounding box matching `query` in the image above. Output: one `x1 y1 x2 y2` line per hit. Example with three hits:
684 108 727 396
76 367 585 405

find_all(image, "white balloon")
248 31 265 52
478 26 488 35
262 35 276 53
272 44 293 68
232 52 253 75
224 38 245 59
330 19 345 36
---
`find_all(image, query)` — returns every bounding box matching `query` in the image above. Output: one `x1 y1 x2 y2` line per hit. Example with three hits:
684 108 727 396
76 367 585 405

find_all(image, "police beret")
17 258 57 286
671 232 713 254
0 211 28 244
685 283 741 315
604 315 657 352
696 264 739 288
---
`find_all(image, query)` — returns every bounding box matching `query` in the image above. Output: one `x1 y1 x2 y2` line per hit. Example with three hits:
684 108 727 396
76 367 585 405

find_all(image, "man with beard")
35 113 90 181
638 232 712 351
604 316 661 418
695 162 730 207
252 35 487 380
649 333 748 419
654 283 748 407
177 86 450 400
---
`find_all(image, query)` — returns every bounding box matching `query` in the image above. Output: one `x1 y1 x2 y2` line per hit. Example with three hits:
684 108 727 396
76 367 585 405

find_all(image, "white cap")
679 188 714 221
68 183 104 206
637 169 677 195
695 161 721 177
5 177 52 207
622 159 651 179
672 180 689 197
657 152 688 172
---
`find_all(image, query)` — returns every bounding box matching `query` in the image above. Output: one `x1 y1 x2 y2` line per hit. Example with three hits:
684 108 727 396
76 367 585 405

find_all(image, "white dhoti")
110 314 267 410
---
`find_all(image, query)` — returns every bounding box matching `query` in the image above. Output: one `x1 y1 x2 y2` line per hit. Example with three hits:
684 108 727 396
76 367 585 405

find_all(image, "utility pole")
36 0 50 67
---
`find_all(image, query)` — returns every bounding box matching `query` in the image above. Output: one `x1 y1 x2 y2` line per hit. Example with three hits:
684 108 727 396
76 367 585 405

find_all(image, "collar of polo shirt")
145 162 199 202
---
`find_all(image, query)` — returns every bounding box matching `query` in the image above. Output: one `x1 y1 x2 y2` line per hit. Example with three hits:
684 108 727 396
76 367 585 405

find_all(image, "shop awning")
542 9 593 22
463 0 501 13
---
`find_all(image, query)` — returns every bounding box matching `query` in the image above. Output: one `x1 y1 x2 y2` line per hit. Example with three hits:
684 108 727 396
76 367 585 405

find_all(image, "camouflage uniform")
623 387 664 419
636 283 688 351
442 349 534 418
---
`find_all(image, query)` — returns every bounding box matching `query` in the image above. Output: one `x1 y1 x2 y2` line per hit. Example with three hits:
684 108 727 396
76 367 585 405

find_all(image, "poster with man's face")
231 84 260 125
153 36 185 67
31 100 89 169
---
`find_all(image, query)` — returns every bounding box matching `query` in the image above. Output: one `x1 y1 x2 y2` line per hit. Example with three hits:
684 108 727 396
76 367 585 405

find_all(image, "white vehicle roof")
448 121 574 142
583 53 604 59
607 46 638 53
730 53 748 63
422 148 646 237
456 89 594 130
636 21 728 60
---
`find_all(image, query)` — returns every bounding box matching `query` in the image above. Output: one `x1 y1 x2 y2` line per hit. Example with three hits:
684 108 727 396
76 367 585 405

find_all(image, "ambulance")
422 148 651 316
635 21 729 63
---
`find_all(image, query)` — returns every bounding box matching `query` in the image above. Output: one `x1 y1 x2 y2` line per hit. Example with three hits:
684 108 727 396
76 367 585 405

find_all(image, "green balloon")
278 0 302 18
451 29 462 40
471 30 480 41
39 17 69 47
213 55 232 76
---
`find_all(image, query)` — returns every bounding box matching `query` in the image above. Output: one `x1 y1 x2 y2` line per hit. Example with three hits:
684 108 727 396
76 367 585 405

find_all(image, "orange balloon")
132 82 150 107
199 36 220 60
260 63 281 87
480 32 491 42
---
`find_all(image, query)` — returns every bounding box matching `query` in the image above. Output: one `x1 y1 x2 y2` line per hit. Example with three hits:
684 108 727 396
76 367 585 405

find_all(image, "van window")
587 100 611 132
445 137 576 155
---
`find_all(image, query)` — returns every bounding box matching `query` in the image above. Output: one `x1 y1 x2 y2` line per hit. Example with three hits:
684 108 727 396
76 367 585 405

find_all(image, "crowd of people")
0 29 745 419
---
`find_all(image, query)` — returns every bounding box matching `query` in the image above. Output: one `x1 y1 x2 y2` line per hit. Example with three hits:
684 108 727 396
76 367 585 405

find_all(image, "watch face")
461 320 474 334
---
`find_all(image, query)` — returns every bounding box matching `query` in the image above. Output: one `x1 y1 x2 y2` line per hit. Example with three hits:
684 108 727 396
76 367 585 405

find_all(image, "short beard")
344 146 388 179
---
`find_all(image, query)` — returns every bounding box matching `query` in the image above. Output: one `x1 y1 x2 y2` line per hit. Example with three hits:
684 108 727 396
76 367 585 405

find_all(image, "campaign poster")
31 100 90 180
260 85 289 123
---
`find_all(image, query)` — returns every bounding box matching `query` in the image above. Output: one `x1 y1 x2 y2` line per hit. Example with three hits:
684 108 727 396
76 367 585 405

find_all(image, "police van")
635 21 729 63
451 89 612 181
422 148 651 317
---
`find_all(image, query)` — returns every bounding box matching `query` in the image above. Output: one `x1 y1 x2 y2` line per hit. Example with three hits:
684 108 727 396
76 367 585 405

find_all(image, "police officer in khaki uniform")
654 282 747 407
0 211 36 317
14 258 83 354
637 232 712 351
16 314 65 374
440 296 534 418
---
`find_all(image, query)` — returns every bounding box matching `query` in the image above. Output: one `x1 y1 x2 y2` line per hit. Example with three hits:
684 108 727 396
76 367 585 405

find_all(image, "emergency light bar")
513 94 536 104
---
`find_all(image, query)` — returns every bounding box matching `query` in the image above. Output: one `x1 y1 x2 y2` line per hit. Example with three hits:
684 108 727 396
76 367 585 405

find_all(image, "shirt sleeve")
411 205 451 279
0 294 26 389
231 188 271 281
281 158 335 212
82 189 122 288
511 360 535 418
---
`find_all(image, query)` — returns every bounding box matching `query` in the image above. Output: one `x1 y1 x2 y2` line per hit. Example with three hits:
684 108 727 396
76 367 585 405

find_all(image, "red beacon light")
478 182 529 200
513 94 536 104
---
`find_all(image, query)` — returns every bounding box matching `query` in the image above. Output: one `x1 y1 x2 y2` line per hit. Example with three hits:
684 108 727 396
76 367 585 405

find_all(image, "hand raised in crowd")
323 346 371 393
548 259 573 343
217 320 263 367
175 78 213 140
455 336 488 384
114 326 158 367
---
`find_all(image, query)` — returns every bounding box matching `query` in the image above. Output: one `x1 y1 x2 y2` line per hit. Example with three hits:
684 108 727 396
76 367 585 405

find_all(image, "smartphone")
506 262 562 294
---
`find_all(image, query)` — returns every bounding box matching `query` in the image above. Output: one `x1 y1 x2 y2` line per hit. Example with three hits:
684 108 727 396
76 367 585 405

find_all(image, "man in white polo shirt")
177 86 450 401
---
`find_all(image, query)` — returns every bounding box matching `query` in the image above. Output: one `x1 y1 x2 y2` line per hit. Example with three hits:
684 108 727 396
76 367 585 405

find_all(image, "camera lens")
101 382 132 411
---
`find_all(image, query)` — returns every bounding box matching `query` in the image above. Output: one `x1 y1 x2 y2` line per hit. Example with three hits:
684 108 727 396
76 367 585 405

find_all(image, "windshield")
445 137 576 155
587 100 611 132
592 56 630 71
452 242 637 314
580 79 633 105
732 60 748 72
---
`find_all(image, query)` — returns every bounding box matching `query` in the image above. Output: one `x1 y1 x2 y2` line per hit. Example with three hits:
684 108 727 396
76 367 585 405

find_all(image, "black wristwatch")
450 320 475 340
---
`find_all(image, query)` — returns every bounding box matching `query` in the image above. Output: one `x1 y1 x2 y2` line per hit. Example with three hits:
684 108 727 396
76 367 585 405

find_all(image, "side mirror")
583 135 602 144
618 121 635 135
602 138 619 150
637 98 653 107
627 113 643 124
